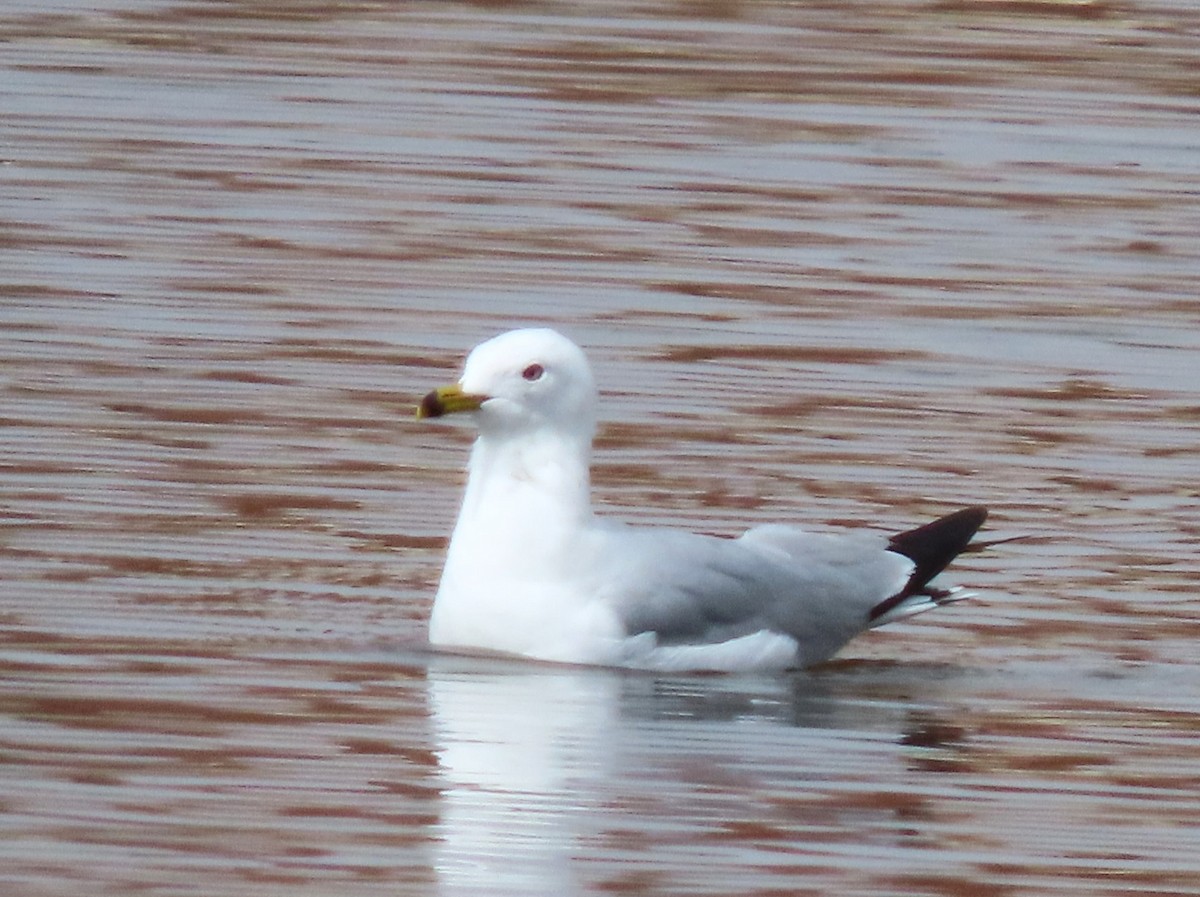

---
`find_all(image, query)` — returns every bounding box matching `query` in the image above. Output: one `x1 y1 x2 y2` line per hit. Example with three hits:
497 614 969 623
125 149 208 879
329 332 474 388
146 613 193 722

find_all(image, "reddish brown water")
3 1 1199 895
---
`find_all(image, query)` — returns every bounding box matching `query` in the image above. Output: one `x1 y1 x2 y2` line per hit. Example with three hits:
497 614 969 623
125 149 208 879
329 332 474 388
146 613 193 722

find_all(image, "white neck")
448 426 594 569
431 424 620 661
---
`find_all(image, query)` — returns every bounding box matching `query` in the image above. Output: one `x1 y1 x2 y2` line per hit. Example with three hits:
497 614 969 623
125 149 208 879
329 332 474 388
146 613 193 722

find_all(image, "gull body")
419 328 986 672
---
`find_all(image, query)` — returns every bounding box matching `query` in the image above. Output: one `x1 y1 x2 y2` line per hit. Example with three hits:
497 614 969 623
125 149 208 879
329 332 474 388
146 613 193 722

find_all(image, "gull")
417 328 987 672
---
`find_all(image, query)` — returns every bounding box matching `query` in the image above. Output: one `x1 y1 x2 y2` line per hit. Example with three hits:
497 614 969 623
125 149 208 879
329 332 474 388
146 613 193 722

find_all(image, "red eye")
522 363 545 381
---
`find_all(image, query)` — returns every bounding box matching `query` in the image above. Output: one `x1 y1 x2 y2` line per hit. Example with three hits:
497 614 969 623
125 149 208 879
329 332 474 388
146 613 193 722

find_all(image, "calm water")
3 0 1199 894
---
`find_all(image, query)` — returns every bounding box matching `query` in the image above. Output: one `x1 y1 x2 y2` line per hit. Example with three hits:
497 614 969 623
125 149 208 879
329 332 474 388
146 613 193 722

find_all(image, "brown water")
3 0 1199 894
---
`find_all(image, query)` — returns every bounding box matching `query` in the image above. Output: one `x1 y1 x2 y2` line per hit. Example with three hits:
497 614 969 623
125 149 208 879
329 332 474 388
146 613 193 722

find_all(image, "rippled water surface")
3 0 1199 894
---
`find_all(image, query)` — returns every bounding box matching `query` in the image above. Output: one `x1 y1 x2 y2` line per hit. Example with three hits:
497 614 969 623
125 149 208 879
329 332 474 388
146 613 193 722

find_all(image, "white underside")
615 630 802 672
431 628 802 673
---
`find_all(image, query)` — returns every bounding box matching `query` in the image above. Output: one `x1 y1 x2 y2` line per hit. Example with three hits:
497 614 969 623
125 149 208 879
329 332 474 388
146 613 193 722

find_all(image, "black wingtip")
888 506 987 583
869 506 988 623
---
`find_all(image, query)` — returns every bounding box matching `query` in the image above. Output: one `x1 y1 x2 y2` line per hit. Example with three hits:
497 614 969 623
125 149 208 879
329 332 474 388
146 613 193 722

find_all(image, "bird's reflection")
428 655 620 896
425 653 973 895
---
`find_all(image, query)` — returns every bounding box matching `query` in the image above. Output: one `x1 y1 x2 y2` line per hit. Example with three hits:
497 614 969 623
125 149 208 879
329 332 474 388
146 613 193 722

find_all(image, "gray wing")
595 522 913 665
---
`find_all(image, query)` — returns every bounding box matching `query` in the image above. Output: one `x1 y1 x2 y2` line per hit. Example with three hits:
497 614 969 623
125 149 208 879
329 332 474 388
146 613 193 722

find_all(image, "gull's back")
591 520 911 669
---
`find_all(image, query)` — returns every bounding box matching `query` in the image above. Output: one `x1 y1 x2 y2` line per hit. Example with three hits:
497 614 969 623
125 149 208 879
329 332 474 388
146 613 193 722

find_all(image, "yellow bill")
416 384 487 419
